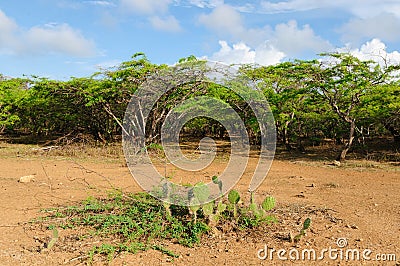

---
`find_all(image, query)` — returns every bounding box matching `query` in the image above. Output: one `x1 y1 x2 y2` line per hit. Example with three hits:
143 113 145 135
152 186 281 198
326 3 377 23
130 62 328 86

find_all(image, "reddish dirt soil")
0 143 399 265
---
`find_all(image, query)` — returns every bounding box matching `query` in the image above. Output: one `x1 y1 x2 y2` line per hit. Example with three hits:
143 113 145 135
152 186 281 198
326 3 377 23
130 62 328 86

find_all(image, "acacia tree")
308 53 399 161
358 84 400 145
0 77 31 134
242 61 332 150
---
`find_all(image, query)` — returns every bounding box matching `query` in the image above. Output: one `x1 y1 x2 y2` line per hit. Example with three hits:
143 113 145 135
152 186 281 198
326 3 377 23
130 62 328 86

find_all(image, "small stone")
18 175 36 183
351 225 359 229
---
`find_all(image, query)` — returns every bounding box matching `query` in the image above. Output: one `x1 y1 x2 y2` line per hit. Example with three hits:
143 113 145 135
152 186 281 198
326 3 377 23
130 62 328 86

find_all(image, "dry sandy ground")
0 144 399 265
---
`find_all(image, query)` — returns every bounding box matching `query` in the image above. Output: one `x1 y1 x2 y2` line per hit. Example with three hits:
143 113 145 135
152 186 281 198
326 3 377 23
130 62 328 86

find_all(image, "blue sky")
1 0 400 80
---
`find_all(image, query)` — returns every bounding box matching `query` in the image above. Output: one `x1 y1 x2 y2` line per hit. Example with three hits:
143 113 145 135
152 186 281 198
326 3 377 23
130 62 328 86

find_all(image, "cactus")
201 201 215 224
228 190 240 218
193 182 210 204
202 201 214 216
189 197 201 223
190 182 212 223
46 228 58 250
261 196 276 212
211 201 226 224
216 201 226 213
249 192 260 217
212 176 223 195
293 217 311 242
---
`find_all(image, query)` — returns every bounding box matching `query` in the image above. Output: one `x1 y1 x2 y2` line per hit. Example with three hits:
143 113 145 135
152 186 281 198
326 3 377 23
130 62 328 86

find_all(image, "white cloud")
259 0 400 18
0 10 17 33
0 10 96 57
208 38 400 69
199 5 332 58
120 0 172 14
149 16 182 32
24 24 96 57
210 41 255 64
0 10 18 48
260 0 322 14
209 40 285 65
339 13 400 44
341 0 400 19
120 0 182 32
255 42 287 65
187 0 224 8
57 1 83 9
198 4 244 36
271 20 332 56
84 1 116 7
339 38 400 66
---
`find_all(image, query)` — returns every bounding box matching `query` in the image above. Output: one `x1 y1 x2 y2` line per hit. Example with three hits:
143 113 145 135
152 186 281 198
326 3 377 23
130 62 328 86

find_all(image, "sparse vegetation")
34 189 277 263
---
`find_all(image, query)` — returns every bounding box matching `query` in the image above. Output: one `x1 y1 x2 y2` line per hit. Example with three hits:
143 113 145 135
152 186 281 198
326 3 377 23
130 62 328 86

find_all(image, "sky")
1 0 400 80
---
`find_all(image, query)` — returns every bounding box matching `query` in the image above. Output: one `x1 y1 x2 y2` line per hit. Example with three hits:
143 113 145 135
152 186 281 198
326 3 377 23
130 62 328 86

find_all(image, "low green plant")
46 228 58 250
293 217 311 242
40 191 208 263
36 187 278 263
212 175 223 195
237 192 277 229
228 190 240 218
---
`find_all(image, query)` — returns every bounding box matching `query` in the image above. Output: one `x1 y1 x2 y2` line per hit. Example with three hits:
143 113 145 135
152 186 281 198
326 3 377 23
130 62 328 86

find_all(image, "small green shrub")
37 188 277 263
293 217 311 242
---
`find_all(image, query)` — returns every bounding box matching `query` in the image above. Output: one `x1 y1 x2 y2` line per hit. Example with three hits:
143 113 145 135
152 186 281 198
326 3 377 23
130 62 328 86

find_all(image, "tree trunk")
283 126 291 151
283 112 295 151
336 120 355 161
385 124 400 144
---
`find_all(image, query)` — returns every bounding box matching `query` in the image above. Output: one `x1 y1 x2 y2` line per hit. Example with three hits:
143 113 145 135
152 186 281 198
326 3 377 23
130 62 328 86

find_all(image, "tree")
0 77 30 134
242 61 331 150
308 53 400 161
358 84 400 145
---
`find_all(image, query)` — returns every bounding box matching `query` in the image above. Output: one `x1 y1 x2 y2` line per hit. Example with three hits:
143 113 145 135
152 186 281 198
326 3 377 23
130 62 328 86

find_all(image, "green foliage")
1 52 399 155
201 202 214 216
228 190 241 218
46 228 59 250
293 217 312 242
37 189 278 262
212 176 223 195
242 193 277 228
0 77 30 133
41 192 208 262
193 182 210 204
261 196 276 211
228 190 240 204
